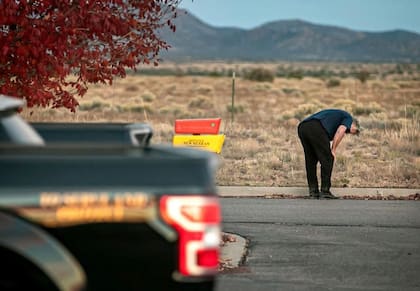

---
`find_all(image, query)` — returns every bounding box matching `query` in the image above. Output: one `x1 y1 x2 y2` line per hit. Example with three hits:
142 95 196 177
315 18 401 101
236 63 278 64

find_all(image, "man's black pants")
297 119 334 193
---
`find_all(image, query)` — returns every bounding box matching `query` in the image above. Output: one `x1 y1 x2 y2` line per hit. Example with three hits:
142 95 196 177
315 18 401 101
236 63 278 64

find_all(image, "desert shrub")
362 119 387 130
165 84 177 93
282 88 301 95
195 85 214 95
353 102 383 116
332 99 357 112
253 83 272 91
286 70 304 80
280 110 294 120
399 104 420 118
385 117 419 154
226 104 245 113
141 91 156 102
115 105 129 113
159 105 186 117
128 105 153 113
394 63 414 75
79 98 109 111
158 106 171 115
126 96 142 105
397 81 415 89
281 117 300 128
232 128 260 139
363 113 402 130
354 70 370 83
208 70 225 77
177 110 211 119
279 151 293 163
292 103 323 120
135 68 180 76
243 68 274 82
188 96 214 109
326 78 341 88
125 85 139 92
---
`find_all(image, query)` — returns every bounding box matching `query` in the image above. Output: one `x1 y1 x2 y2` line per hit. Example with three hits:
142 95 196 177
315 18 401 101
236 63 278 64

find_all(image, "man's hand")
331 150 336 161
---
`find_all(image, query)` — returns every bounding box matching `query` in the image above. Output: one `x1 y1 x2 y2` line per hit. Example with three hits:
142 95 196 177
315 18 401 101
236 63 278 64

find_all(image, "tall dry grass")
22 62 420 188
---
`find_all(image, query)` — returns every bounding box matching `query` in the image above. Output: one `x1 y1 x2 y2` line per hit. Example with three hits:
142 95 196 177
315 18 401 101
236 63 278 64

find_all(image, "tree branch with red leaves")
0 0 182 111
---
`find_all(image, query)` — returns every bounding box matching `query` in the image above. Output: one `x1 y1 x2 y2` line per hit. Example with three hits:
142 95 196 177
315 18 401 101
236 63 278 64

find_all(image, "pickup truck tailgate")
0 144 219 290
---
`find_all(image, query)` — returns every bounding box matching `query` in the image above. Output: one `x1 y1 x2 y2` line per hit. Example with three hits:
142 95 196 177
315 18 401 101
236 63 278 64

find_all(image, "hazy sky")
179 0 420 34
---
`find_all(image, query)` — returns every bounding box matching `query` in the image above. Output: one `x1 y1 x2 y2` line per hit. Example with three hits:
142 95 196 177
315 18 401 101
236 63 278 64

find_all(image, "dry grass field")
23 62 420 189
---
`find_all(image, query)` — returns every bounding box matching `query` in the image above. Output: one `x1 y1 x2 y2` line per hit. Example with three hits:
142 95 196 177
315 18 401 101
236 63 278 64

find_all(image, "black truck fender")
0 212 86 291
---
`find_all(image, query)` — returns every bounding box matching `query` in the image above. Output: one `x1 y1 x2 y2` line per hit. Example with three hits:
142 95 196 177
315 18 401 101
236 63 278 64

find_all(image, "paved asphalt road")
215 198 420 291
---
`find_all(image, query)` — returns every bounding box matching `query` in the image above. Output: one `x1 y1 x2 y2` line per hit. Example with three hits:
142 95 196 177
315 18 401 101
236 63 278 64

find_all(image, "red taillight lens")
197 249 219 267
160 196 221 277
180 204 221 223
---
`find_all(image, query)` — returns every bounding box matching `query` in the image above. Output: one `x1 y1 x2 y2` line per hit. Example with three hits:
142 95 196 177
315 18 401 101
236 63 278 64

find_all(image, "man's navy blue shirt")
302 109 353 140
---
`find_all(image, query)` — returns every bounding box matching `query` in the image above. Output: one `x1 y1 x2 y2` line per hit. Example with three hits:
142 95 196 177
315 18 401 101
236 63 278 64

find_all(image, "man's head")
350 118 362 135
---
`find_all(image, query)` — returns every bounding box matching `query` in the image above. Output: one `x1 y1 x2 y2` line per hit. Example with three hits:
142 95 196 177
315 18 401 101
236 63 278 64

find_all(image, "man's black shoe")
309 191 319 199
319 191 339 199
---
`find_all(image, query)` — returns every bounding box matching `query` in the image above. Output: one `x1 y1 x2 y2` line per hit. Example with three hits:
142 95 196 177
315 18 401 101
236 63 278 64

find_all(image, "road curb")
217 186 420 199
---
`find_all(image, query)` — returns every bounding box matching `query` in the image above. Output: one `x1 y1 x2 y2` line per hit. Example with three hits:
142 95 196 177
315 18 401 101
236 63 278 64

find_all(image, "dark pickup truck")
0 95 221 291
30 122 153 146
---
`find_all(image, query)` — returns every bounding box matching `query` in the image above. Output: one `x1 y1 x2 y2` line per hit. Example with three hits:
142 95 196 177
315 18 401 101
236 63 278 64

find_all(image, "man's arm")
331 125 347 159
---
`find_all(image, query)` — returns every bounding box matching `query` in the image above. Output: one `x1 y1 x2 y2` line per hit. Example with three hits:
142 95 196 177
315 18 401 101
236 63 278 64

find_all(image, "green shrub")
129 105 153 113
226 104 245 113
332 99 356 113
353 102 383 116
282 88 300 95
243 68 274 82
141 91 156 102
355 70 370 83
286 70 304 80
293 104 323 120
79 99 109 111
188 96 214 109
326 78 341 88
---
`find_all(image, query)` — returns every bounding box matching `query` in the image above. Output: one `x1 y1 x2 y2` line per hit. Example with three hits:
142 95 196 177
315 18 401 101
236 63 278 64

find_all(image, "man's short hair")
353 118 362 135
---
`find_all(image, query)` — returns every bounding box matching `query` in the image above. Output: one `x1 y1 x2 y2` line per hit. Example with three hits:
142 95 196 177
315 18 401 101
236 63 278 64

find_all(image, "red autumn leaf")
0 0 182 111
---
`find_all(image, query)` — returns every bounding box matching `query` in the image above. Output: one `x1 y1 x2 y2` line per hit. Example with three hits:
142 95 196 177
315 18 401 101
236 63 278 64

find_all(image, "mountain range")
159 9 420 62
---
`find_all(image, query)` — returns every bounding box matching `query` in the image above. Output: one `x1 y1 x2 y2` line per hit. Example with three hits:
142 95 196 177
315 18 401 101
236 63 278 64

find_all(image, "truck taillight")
160 196 221 277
